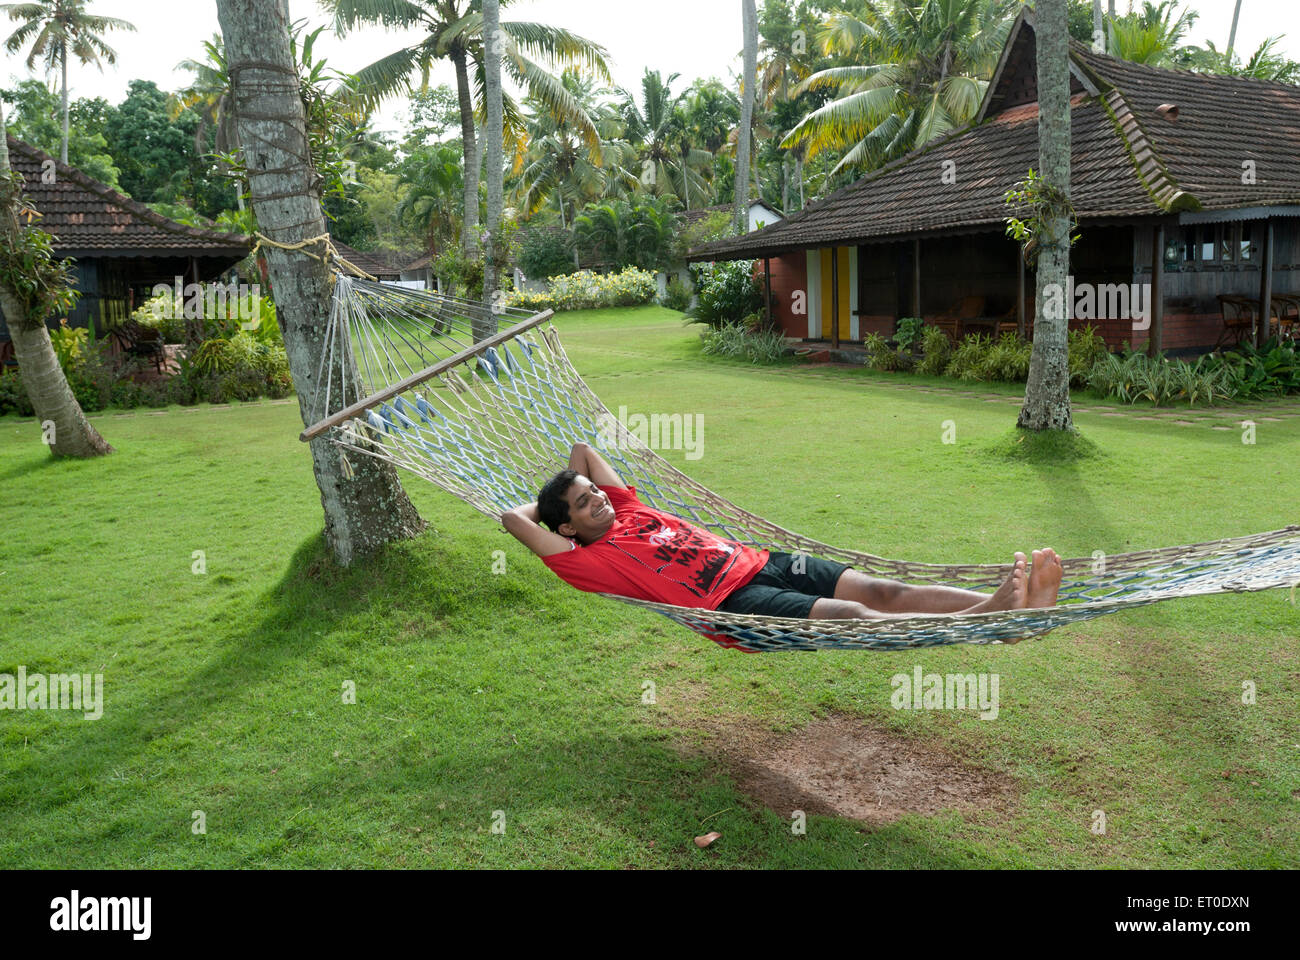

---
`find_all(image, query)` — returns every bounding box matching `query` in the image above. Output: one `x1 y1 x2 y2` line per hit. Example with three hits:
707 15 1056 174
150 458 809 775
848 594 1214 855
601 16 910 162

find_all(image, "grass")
1 304 1298 868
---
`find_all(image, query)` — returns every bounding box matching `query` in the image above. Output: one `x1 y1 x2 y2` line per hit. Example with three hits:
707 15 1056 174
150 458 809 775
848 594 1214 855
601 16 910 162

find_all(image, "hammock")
299 273 1300 652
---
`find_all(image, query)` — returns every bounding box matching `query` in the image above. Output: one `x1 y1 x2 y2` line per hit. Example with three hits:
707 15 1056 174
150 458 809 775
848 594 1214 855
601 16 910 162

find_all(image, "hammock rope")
299 273 1300 652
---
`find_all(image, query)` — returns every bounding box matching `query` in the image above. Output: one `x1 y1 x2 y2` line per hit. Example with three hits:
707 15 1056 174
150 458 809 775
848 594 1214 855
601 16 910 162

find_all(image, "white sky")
0 0 1295 140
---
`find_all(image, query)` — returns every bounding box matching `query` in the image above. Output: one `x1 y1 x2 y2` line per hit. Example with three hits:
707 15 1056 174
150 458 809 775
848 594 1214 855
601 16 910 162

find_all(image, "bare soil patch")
670 711 1016 826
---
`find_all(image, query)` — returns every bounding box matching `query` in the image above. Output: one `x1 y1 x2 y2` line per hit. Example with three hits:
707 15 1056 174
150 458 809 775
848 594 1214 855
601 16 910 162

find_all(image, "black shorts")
718 552 851 619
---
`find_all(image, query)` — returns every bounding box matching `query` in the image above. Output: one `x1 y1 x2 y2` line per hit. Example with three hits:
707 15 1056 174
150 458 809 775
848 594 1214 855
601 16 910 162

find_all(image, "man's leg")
833 552 1030 614
811 556 1027 619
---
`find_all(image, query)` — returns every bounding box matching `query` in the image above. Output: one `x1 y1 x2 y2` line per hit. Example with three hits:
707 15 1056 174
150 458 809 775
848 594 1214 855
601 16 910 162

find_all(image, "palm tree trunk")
1226 0 1242 62
1092 0 1105 53
453 47 480 262
480 0 504 343
0 102 110 457
60 44 70 165
217 0 424 566
735 0 757 234
1019 0 1073 432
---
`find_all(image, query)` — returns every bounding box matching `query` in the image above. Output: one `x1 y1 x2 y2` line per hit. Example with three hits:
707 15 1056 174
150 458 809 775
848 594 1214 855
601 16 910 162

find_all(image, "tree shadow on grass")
0 526 1013 869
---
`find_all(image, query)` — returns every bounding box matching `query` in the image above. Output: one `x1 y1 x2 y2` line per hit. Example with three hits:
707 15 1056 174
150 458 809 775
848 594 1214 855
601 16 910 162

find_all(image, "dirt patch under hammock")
668 709 1016 825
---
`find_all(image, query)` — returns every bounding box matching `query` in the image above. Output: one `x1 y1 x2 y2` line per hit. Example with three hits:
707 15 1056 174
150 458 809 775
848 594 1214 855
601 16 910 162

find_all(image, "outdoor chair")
1216 295 1264 350
110 318 168 373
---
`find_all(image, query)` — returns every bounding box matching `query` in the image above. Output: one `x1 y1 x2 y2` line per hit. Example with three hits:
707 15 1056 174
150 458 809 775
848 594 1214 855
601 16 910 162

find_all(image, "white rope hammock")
299 274 1300 651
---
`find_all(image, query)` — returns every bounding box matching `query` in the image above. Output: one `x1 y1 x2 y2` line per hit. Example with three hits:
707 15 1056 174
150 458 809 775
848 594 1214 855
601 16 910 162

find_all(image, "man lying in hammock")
502 442 1063 623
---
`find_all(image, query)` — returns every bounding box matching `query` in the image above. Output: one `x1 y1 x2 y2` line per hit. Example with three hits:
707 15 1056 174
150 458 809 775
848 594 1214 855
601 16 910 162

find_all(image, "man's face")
558 475 615 543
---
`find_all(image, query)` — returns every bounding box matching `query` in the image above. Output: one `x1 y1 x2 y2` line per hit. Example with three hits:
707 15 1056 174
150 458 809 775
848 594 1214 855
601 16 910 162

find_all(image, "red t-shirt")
542 485 768 610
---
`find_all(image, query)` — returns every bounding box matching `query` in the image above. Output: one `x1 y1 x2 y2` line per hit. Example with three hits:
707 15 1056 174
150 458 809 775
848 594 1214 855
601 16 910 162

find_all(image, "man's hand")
501 502 574 557
567 442 626 490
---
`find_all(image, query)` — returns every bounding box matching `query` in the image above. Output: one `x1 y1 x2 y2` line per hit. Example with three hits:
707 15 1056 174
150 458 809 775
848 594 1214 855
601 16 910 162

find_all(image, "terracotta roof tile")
6 136 253 256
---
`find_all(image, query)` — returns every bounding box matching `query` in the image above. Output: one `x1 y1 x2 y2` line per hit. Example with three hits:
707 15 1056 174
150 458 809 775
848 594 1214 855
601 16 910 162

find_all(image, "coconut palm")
399 141 464 258
322 0 612 260
736 0 758 233
621 70 713 207
0 102 111 456
515 72 639 228
1105 1 1197 66
782 0 1015 174
0 0 134 163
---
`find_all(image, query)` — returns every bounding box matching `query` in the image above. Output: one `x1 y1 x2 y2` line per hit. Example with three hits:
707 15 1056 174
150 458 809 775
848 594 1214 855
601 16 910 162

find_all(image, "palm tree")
515 71 639 230
0 0 134 163
482 0 503 336
1019 0 1073 432
736 0 758 234
0 101 111 456
621 70 712 207
322 0 612 261
1105 1 1197 65
399 142 464 258
782 0 1014 174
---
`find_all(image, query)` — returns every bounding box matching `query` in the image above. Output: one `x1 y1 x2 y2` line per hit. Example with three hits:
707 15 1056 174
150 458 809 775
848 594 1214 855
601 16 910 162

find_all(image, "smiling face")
557 475 616 544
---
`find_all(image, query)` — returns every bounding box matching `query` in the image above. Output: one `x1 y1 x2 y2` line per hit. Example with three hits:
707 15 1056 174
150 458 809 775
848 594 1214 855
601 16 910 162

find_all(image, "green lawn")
2 304 1297 868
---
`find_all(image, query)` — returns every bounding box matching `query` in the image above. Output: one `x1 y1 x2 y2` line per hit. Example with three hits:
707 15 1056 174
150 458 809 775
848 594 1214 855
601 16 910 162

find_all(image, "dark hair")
537 469 580 532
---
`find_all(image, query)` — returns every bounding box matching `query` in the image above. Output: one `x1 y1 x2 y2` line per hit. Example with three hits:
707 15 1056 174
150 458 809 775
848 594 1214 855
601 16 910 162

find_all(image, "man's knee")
810 597 874 620
838 571 907 608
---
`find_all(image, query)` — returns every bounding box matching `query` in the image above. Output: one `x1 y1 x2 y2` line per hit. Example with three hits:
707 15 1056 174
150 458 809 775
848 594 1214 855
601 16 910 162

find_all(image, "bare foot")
1026 548 1063 609
963 553 1027 614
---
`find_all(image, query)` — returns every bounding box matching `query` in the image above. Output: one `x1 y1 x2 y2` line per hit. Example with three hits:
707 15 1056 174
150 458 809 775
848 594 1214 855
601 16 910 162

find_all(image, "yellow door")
820 247 852 341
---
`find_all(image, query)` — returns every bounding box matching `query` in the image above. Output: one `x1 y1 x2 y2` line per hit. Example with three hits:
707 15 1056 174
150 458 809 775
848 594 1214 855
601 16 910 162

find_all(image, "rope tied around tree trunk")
249 232 378 284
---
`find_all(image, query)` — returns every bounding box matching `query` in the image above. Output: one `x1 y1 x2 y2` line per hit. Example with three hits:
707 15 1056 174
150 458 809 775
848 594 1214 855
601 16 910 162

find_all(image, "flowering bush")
507 266 657 312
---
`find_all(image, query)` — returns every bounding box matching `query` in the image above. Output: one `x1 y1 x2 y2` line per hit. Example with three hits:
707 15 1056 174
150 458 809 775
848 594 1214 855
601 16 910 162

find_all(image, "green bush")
1085 348 1236 406
662 275 692 313
1211 337 1300 399
863 332 912 372
978 332 1033 382
944 333 994 381
507 266 658 312
516 228 576 281
0 370 34 416
699 323 789 364
916 325 953 376
686 260 763 328
1068 324 1109 387
894 316 925 353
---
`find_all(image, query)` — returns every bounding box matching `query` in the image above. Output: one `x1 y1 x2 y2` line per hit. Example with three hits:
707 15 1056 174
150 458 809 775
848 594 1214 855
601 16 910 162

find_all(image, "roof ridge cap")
1099 89 1199 213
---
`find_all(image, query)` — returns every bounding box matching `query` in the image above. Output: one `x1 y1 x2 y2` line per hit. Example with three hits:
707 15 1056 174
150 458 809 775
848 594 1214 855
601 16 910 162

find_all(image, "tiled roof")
332 240 407 279
6 136 252 257
690 12 1300 261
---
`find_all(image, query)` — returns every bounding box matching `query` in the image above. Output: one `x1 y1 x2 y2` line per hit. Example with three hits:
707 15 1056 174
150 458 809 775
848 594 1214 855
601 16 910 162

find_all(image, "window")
1240 223 1254 261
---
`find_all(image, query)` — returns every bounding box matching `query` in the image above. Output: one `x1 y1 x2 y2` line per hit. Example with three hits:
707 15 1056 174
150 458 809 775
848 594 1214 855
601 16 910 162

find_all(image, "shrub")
1085 348 1236 406
978 332 1033 382
863 332 912 372
699 323 789 364
945 333 994 381
686 260 763 328
516 228 576 281
662 275 692 312
916 325 953 376
0 370 34 416
1067 324 1109 387
507 266 658 312
894 316 925 353
1212 337 1300 399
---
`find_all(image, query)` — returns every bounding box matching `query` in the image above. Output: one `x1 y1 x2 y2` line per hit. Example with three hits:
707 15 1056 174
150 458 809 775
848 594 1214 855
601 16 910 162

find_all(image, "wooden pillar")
912 238 921 318
830 247 840 350
763 256 773 329
1258 218 1274 347
1017 253 1026 339
1149 223 1164 357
